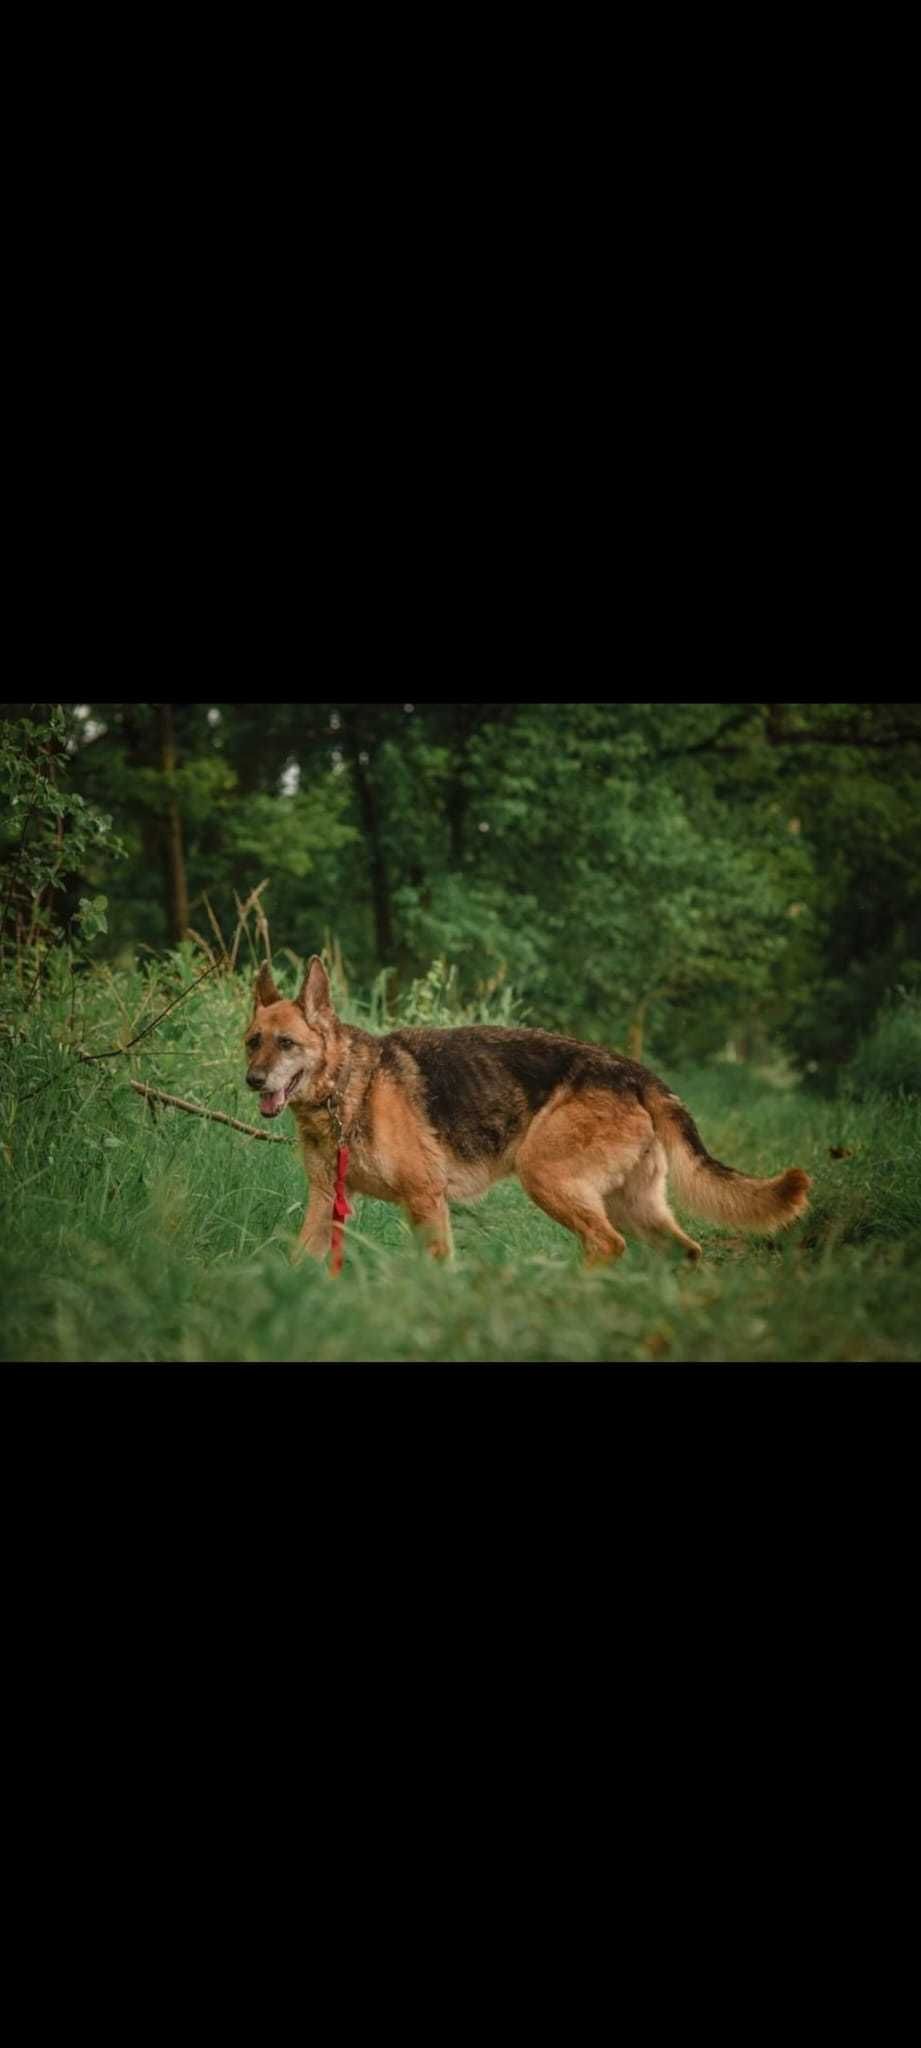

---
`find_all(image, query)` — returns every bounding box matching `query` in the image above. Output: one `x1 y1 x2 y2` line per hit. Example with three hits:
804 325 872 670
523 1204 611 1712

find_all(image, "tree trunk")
626 998 648 1061
342 730 394 965
447 777 466 865
158 703 190 945
446 702 476 863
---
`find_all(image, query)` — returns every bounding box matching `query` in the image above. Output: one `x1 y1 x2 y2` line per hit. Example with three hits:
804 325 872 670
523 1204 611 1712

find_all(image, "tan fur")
648 1090 811 1232
517 1090 701 1265
242 960 811 1269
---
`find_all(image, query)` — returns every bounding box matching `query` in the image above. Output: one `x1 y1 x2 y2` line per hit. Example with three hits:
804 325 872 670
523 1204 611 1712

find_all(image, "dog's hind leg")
519 1169 627 1266
516 1094 639 1267
610 1138 702 1262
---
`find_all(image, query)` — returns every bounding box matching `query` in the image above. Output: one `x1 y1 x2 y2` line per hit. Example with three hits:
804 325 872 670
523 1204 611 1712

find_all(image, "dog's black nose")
246 1072 266 1090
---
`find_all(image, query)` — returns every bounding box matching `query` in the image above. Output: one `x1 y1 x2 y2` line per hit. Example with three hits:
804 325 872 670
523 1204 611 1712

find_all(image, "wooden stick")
128 1079 293 1142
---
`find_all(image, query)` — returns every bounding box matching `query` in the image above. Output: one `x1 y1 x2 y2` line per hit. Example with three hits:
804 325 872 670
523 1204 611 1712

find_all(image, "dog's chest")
342 1134 404 1200
296 1124 400 1202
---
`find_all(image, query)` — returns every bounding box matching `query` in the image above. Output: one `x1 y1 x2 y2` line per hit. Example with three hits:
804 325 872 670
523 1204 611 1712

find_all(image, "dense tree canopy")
3 699 919 1074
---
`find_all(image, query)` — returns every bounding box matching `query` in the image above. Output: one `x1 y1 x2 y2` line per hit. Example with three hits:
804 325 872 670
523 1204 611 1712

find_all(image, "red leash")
330 1144 351 1274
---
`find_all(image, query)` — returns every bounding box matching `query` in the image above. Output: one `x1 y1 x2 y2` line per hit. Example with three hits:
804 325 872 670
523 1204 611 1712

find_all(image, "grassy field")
2 956 919 1365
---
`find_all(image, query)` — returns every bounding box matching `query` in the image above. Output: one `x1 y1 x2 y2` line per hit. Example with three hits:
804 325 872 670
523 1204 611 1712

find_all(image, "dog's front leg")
294 1174 335 1263
404 1193 454 1261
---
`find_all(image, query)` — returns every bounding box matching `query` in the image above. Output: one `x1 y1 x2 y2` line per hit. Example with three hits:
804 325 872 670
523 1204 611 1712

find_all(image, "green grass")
847 988 921 1099
2 957 920 1364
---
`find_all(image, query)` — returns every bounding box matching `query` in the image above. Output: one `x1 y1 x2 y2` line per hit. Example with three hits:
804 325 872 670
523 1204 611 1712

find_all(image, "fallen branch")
128 1079 293 1143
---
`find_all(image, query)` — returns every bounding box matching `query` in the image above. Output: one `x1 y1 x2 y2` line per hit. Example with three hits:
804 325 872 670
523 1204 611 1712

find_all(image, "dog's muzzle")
247 1068 306 1117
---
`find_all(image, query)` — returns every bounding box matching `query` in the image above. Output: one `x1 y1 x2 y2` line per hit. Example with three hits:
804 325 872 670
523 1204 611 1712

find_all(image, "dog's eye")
277 1036 293 1050
246 1034 261 1052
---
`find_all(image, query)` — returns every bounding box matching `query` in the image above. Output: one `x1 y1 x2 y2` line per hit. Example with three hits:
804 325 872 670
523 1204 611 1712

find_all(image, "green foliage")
0 707 124 958
391 876 546 998
128 754 237 825
221 786 356 880
75 894 109 943
397 956 528 1027
464 707 811 1051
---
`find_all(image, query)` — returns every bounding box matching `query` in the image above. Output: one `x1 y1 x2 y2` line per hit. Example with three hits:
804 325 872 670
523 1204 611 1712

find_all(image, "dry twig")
230 880 270 971
128 1079 292 1142
201 891 229 964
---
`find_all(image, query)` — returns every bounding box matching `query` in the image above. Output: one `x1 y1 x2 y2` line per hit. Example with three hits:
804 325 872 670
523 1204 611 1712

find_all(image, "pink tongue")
260 1089 286 1116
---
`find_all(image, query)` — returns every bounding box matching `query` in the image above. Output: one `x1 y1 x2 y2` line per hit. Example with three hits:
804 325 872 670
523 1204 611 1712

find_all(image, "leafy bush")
0 706 124 971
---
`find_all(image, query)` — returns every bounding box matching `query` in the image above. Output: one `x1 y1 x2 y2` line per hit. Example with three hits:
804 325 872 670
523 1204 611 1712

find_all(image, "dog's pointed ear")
252 960 281 1008
298 954 332 1021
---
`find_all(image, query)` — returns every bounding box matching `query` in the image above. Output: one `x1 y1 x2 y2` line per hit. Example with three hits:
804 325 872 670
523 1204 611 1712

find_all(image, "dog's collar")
323 1053 353 1148
325 1089 348 1146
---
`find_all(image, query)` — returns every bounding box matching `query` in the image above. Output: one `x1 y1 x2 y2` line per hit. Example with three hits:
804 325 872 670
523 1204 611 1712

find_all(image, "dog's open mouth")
260 1070 304 1118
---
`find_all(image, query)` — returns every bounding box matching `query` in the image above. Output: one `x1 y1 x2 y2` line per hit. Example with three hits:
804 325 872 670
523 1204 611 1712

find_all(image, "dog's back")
379 1024 649 1160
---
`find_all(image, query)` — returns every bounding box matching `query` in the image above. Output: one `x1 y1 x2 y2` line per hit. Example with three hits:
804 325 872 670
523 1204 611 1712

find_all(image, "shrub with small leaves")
0 707 124 966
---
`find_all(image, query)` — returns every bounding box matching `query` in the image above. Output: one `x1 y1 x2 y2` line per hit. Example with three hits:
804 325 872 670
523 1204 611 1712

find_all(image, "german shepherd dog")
244 958 811 1265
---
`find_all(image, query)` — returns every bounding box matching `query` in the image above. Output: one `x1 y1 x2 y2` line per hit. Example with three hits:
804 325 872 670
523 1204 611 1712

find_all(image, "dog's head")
243 956 337 1118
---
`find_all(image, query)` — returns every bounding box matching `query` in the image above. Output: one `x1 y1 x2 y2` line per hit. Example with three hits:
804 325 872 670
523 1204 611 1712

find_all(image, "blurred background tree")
3 699 919 1080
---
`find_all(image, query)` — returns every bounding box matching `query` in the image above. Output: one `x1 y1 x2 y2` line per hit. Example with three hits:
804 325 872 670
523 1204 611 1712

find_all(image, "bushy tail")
647 1089 811 1233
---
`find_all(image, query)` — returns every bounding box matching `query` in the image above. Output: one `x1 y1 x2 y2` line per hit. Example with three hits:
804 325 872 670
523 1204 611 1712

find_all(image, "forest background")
4 698 920 1074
